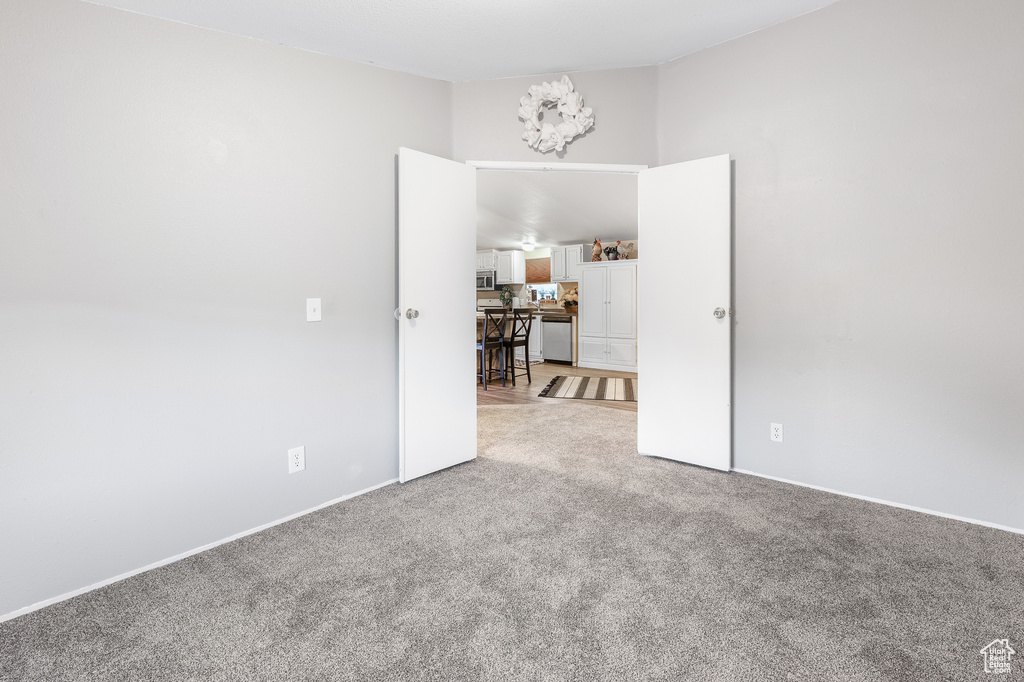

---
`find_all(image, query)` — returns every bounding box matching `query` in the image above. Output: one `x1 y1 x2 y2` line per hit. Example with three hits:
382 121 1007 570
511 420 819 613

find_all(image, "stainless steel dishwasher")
541 315 572 365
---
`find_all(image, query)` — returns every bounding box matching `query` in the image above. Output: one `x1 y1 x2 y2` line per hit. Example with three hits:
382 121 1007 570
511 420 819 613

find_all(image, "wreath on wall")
518 76 595 153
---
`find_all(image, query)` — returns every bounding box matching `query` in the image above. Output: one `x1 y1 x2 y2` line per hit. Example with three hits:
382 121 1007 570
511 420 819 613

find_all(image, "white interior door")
637 155 732 471
398 148 477 483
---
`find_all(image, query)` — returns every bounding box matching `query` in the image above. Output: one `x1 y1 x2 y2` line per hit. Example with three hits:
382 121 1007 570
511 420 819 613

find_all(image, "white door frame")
468 161 648 174
468 158 733 469
469 159 648 374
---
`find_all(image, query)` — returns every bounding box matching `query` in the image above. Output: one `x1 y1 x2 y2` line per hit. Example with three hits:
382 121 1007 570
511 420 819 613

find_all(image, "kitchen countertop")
476 309 576 318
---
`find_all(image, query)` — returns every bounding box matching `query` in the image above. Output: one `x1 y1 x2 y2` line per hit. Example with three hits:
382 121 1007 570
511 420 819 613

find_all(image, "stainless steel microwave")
476 270 496 290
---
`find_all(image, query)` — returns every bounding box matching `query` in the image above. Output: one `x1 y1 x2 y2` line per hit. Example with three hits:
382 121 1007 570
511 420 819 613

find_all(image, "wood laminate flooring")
477 361 638 412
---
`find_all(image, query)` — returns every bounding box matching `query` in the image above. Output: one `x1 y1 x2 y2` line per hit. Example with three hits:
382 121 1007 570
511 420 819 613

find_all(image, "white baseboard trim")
0 477 400 624
732 468 1023 536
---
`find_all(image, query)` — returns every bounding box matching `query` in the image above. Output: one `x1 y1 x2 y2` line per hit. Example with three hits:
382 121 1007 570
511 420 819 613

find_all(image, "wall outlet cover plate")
288 446 305 473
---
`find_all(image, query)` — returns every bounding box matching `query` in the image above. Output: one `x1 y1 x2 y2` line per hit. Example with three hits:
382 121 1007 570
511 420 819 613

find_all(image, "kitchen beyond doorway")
477 362 637 413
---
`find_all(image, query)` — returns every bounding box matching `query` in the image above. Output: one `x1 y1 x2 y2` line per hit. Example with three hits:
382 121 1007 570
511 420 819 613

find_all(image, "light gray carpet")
2 401 1022 681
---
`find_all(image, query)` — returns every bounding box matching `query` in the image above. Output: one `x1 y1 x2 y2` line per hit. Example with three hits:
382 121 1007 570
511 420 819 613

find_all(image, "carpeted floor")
2 402 1022 681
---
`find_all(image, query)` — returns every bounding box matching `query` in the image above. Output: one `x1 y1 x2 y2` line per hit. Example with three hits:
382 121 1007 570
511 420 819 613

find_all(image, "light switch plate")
306 298 322 322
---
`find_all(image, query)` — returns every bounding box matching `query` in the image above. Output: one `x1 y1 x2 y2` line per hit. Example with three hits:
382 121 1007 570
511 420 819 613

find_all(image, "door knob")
714 307 727 319
406 308 420 319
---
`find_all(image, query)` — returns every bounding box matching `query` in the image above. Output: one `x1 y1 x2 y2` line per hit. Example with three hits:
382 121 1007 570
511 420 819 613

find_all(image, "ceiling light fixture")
521 237 536 252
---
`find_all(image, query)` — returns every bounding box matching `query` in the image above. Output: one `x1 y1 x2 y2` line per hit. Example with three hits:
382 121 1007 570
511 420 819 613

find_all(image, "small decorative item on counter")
616 240 629 260
592 238 602 262
499 285 513 309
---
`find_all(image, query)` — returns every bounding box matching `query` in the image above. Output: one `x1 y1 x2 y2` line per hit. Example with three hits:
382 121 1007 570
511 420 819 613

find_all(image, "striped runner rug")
538 375 637 402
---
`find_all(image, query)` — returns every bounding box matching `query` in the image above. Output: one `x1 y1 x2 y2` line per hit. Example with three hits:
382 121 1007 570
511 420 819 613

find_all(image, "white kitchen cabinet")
530 319 543 361
565 244 585 281
550 244 585 282
495 250 526 284
550 247 567 281
606 337 638 366
577 261 637 370
476 249 497 271
579 336 608 365
515 315 543 362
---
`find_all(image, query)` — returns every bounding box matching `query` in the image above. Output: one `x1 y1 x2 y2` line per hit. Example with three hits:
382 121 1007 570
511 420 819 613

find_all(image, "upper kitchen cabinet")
566 245 585 281
551 244 585 282
495 250 526 284
476 249 497 271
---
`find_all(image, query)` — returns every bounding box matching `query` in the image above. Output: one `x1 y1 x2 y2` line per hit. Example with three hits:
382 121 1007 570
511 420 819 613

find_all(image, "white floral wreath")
518 76 595 153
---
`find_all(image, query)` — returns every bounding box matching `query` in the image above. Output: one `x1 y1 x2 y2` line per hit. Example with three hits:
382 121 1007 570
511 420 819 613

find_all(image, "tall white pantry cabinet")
577 260 637 371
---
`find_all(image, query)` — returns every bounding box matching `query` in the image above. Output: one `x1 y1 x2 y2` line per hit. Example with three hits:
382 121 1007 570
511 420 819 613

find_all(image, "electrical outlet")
770 423 784 443
288 446 305 473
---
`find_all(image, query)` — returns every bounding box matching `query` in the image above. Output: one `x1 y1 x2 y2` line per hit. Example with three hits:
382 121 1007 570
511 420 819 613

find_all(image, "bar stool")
476 309 507 390
503 308 534 386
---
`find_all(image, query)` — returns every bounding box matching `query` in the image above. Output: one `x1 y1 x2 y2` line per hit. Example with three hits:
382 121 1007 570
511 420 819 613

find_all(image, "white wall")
453 0 1023 531
657 0 1024 529
452 67 658 166
0 0 452 616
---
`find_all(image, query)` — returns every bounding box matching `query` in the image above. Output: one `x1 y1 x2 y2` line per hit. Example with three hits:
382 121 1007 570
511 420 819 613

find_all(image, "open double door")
397 148 731 483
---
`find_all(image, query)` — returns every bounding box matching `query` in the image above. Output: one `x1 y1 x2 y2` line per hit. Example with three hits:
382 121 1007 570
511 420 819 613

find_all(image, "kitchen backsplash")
476 283 577 306
475 239 636 304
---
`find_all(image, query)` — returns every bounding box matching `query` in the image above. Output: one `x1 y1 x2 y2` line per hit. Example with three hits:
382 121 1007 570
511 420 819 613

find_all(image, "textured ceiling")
83 0 840 82
476 171 637 251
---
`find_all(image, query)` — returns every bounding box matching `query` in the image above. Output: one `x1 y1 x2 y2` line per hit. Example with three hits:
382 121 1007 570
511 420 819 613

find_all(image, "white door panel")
398 148 477 483
638 155 732 471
